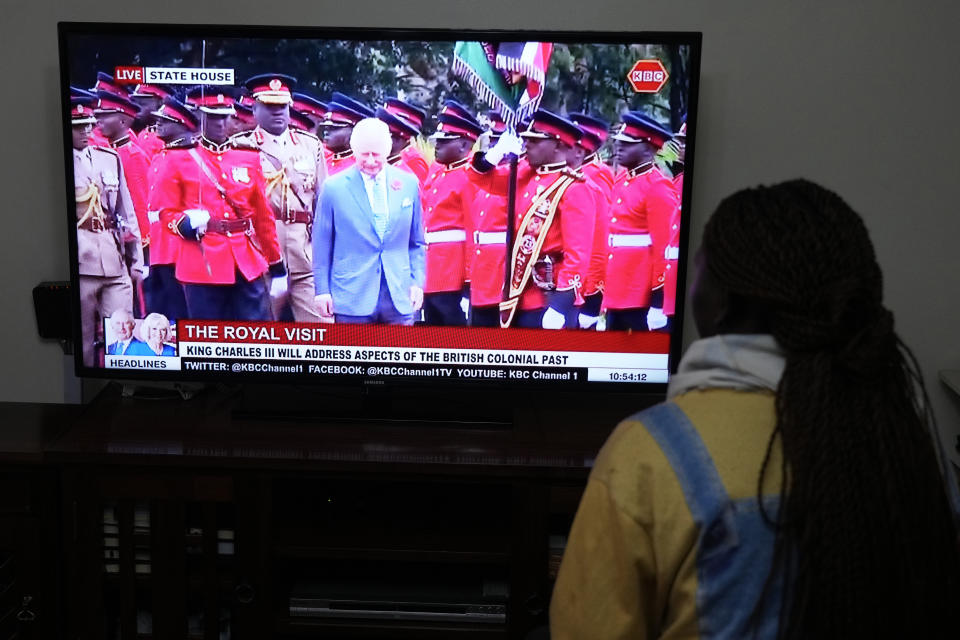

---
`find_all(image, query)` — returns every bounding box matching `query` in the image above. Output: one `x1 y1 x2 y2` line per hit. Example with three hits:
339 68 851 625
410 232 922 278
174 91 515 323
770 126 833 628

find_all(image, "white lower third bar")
588 368 668 383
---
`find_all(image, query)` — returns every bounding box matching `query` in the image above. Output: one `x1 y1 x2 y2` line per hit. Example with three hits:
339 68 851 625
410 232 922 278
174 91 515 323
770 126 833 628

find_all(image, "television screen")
59 23 699 390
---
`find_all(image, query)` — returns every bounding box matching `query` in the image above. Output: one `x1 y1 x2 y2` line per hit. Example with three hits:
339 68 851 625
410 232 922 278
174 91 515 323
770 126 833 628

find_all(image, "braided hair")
702 179 960 638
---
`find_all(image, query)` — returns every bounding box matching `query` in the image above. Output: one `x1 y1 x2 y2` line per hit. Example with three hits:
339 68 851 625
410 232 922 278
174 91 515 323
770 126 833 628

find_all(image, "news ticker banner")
105 320 672 384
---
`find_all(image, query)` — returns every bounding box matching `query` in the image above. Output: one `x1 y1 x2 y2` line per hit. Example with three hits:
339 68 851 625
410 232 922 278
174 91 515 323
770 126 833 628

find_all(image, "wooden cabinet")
0 386 650 639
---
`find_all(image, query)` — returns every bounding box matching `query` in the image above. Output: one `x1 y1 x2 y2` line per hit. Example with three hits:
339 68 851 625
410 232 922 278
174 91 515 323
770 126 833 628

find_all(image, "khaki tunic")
234 127 327 322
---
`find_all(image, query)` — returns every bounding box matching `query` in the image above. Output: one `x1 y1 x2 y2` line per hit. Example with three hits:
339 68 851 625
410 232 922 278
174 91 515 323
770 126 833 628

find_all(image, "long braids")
702 180 960 638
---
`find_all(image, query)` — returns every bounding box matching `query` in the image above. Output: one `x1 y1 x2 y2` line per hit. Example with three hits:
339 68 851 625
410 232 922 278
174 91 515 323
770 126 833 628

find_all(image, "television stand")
15 386 653 638
228 382 516 430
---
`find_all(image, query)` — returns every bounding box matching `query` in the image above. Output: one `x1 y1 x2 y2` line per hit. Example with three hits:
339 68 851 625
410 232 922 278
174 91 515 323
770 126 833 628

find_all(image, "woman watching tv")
550 179 960 639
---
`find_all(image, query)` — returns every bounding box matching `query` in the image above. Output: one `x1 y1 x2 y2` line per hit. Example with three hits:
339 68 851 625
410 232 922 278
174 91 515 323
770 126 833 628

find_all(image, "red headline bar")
176 321 671 354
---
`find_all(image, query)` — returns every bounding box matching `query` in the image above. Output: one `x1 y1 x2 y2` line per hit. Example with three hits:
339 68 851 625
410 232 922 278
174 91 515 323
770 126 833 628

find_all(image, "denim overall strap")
636 401 782 639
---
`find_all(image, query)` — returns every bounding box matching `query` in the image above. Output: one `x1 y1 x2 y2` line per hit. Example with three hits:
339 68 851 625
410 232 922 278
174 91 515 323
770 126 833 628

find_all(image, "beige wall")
3 0 959 460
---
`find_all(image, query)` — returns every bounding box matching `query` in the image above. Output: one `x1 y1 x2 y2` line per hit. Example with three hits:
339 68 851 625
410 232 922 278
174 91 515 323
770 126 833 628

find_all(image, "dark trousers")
423 291 466 326
335 273 415 325
470 305 501 328
607 307 649 331
143 264 189 322
183 271 271 321
515 308 546 329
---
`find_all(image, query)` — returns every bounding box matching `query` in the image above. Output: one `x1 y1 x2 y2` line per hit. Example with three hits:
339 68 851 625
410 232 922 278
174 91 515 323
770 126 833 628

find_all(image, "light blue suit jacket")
313 165 426 316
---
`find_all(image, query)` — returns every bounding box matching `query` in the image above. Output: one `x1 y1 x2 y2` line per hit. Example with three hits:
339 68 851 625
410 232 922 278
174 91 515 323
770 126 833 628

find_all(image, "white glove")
185 209 210 236
459 296 470 317
140 265 150 280
578 313 598 330
270 276 288 298
542 306 566 330
484 130 524 165
647 307 668 330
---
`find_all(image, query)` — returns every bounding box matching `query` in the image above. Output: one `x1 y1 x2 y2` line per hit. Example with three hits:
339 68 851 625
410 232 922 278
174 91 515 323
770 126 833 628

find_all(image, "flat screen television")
58 22 700 396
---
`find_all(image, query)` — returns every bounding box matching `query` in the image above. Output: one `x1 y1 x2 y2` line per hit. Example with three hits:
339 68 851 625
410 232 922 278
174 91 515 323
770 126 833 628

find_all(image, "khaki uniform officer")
71 97 144 366
234 74 327 322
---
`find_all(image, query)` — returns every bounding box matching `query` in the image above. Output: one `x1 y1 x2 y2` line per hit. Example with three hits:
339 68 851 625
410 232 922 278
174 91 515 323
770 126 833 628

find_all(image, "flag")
452 41 553 126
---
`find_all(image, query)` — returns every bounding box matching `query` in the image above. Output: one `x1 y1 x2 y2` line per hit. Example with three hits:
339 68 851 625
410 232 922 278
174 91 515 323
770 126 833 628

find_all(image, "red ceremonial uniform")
581 155 615 296
469 159 595 311
392 145 430 184
663 172 684 316
647 165 680 297
112 135 152 246
152 138 282 285
604 163 676 310
136 126 166 159
467 181 509 307
89 127 110 148
421 157 476 293
326 149 356 176
145 143 189 267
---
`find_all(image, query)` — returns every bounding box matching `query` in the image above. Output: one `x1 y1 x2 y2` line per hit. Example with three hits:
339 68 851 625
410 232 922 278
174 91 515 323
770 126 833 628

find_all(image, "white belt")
608 233 652 248
473 231 507 245
147 210 160 225
425 229 466 244
665 246 680 260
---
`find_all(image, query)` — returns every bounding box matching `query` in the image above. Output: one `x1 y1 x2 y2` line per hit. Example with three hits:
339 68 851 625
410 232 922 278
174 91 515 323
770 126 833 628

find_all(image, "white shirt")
359 169 389 216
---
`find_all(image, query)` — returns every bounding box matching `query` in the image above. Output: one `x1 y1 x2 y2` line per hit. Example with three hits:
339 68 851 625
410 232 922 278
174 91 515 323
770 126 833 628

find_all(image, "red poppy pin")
390 179 402 191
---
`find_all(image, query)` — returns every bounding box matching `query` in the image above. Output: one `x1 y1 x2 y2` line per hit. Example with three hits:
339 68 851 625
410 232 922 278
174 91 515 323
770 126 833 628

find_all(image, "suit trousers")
335 272 415 326
79 272 133 367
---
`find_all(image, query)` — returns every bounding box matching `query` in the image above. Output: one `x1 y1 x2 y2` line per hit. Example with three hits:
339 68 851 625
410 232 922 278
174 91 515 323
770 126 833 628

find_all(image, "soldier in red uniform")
604 112 676 331
143 96 198 323
152 86 285 320
417 112 484 326
95 92 152 247
568 113 614 329
378 101 430 184
129 83 174 158
94 91 152 318
233 73 326 323
292 92 329 135
660 120 687 326
469 110 595 329
318 93 374 176
466 111 511 327
228 92 258 137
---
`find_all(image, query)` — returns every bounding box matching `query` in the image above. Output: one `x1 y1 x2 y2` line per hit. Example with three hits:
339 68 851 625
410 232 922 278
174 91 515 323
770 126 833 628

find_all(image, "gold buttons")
616 198 622 204
611 217 617 223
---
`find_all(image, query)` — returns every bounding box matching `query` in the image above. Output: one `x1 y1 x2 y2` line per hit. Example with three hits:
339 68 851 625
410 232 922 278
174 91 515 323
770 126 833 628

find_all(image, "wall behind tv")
2 0 959 461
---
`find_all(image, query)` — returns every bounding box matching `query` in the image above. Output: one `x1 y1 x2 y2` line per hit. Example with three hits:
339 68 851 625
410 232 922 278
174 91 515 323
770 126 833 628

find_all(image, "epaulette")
229 139 260 151
91 145 119 157
228 132 254 145
165 138 197 150
293 128 319 143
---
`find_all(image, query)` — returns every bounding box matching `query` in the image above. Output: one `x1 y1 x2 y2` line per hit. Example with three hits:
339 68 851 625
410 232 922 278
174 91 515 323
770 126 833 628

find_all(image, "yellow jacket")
550 389 784 639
